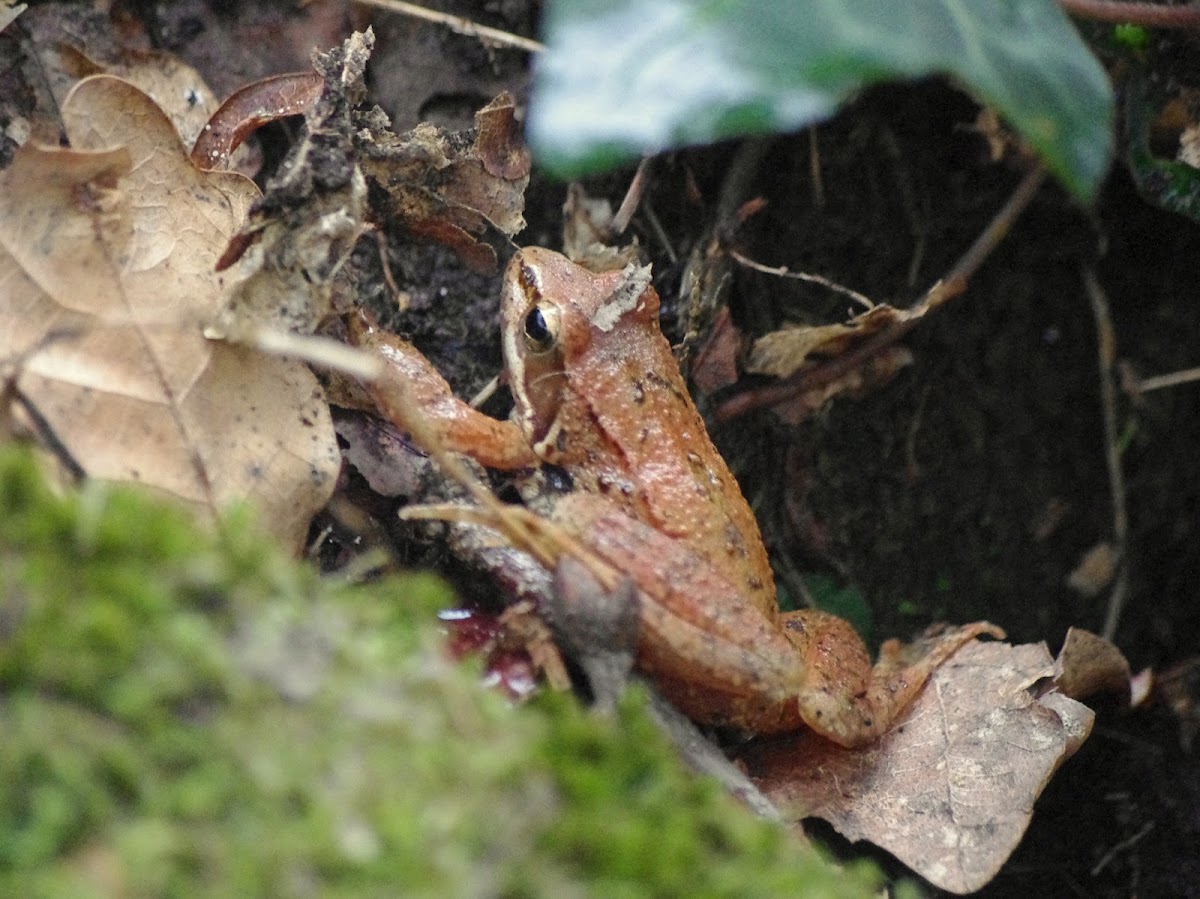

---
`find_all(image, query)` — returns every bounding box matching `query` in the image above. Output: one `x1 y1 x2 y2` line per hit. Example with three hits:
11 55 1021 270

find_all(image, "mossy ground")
0 445 877 897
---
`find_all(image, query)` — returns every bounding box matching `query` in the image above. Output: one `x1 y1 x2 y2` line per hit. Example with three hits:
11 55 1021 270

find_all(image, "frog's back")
566 281 777 619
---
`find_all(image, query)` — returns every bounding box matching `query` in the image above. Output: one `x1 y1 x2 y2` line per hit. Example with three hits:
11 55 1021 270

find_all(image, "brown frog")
356 247 1001 747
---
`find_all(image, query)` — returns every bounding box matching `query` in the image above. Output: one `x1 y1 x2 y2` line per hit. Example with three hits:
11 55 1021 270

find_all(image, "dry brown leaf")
768 345 913 425
690 306 742 394
0 74 338 548
1 2 25 33
562 182 617 262
561 183 642 272
190 71 324 171
11 5 230 156
360 90 530 273
746 303 908 379
54 44 223 156
333 408 426 500
1150 657 1200 750
211 35 370 337
1065 540 1119 597
1055 627 1131 703
737 640 1094 894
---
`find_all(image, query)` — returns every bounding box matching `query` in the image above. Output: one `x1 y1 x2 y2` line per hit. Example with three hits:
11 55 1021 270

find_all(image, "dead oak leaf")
745 303 906 379
736 640 1093 895
55 43 224 159
1055 626 1131 705
359 91 530 273
0 74 338 548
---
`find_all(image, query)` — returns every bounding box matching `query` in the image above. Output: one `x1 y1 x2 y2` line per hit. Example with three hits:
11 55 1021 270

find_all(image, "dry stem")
715 164 1048 422
1083 268 1131 641
354 0 545 53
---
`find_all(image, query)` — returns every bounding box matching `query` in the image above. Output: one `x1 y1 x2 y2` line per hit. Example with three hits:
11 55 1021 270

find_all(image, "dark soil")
99 1 1200 895
648 81 1200 897
714 85 1200 898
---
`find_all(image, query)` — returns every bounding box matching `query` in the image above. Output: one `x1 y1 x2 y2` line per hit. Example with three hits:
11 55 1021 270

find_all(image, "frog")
354 246 1002 748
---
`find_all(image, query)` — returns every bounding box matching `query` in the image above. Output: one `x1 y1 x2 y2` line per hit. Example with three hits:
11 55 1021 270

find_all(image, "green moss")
0 444 877 897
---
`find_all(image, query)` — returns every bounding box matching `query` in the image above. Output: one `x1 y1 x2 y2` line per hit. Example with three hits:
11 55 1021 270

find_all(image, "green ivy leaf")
530 0 1114 201
1123 70 1200 221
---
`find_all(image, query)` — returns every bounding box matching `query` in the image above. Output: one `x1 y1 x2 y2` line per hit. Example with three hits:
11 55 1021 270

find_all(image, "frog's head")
501 247 656 447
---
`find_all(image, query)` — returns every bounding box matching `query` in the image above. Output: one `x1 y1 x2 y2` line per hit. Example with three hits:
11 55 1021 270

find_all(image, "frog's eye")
522 303 559 353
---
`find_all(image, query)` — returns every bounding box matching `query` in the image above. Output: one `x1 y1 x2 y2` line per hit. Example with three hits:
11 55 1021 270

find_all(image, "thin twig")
373 227 407 311
1059 0 1200 27
1139 364 1200 392
354 0 545 53
877 125 926 287
1090 820 1155 876
715 164 1048 422
729 248 876 311
468 374 499 408
807 126 825 208
920 164 1048 314
240 328 384 381
641 200 677 264
610 157 652 236
1084 268 1130 642
715 139 772 229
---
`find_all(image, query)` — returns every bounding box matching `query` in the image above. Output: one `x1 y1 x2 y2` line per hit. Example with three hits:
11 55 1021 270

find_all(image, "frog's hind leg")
777 611 1004 749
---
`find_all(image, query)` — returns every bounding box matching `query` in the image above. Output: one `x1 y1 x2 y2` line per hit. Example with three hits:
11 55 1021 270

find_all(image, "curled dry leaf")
54 44 223 158
768 345 913 425
689 306 742 394
561 183 642 272
1054 626 1131 704
745 303 907 379
359 90 531 273
14 5 224 155
734 277 938 423
211 34 371 337
332 407 427 500
191 71 324 171
737 640 1094 895
0 74 338 548
1150 657 1200 750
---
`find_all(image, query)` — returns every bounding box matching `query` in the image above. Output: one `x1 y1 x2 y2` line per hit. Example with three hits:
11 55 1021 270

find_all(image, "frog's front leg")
350 314 536 469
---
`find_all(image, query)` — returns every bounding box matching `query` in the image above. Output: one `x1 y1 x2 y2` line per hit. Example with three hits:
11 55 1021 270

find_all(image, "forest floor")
8 2 1200 895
